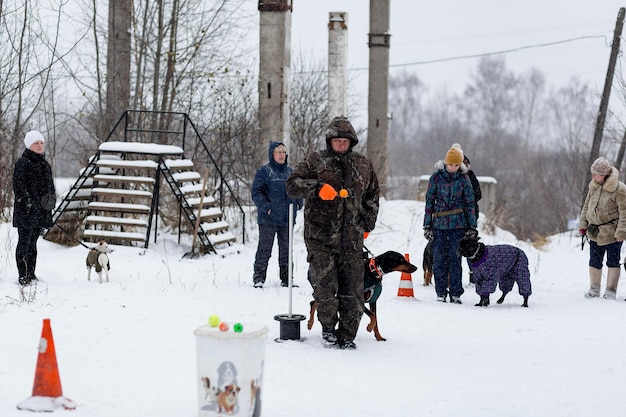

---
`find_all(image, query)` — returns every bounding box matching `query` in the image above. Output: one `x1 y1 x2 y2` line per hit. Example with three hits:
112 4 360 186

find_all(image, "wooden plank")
63 189 92 200
187 196 216 207
99 141 184 155
209 232 236 246
172 172 201 182
85 215 148 227
88 202 151 214
83 229 146 241
94 174 155 185
91 187 153 198
181 183 210 194
200 220 229 234
75 178 94 188
63 200 89 210
196 207 223 221
96 159 158 170
163 159 194 171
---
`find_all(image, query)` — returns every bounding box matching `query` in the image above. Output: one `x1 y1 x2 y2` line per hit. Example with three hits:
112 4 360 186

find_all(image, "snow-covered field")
1 199 625 417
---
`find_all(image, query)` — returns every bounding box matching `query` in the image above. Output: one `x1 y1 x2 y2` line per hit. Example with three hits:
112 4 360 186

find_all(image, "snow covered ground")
1 198 625 417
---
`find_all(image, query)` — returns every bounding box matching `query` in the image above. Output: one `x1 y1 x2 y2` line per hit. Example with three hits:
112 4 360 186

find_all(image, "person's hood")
325 116 358 153
268 141 288 169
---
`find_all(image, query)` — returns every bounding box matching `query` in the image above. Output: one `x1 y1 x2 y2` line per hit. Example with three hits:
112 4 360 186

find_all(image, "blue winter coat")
423 161 477 230
251 142 302 226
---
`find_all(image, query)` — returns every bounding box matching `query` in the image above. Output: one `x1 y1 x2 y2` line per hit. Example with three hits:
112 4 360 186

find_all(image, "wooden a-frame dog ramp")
46 141 236 254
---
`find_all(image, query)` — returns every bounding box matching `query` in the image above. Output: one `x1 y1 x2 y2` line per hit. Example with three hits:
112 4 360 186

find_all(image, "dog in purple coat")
458 237 532 307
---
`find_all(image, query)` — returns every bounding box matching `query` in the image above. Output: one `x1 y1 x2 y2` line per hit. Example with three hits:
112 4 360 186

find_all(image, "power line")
348 34 612 72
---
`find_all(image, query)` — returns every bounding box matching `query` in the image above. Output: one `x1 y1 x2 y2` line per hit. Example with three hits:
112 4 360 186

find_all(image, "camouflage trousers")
307 249 364 342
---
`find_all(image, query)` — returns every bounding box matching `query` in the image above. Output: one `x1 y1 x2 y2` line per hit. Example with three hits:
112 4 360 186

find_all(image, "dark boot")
280 267 288 287
253 268 266 288
17 256 29 286
280 266 297 287
26 253 38 281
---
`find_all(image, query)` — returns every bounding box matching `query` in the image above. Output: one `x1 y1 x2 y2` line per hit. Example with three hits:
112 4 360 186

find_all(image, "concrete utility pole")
367 0 391 197
583 7 624 197
258 0 292 156
328 12 349 120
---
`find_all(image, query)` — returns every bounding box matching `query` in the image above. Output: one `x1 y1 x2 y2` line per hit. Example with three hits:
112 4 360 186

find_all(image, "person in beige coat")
579 157 626 300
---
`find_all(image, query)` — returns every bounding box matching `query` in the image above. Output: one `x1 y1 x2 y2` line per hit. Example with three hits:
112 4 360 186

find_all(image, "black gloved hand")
424 228 434 242
463 228 479 240
24 197 34 212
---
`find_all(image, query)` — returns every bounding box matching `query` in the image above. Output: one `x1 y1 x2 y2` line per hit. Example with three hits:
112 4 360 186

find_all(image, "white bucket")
194 322 268 417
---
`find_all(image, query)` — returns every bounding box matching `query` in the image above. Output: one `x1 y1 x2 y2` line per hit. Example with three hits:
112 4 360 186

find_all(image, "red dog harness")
368 258 384 279
365 258 384 303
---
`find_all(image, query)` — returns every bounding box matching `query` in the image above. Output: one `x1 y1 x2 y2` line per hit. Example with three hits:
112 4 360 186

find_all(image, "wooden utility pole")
582 8 624 198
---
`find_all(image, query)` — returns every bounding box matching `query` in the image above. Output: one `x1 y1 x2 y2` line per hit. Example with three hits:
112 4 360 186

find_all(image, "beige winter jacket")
579 167 626 246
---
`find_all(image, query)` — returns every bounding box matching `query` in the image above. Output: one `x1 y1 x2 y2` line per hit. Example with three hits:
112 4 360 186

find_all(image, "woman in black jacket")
13 130 56 286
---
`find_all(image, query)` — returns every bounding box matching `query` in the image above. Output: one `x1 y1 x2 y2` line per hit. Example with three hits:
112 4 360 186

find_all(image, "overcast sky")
289 1 623 92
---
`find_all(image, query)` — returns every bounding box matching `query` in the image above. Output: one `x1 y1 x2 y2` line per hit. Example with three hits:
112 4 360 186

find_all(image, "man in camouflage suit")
286 116 379 349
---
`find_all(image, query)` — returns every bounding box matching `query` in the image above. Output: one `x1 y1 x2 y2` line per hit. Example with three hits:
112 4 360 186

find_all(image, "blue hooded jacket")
423 161 477 230
251 142 302 226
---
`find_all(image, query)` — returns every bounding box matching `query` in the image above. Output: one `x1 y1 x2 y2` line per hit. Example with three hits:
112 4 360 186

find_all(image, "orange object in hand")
339 189 349 198
319 183 338 200
363 232 369 239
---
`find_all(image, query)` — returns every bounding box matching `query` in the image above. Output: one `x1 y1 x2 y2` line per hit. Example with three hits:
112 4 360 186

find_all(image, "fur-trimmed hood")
433 159 469 174
587 166 620 193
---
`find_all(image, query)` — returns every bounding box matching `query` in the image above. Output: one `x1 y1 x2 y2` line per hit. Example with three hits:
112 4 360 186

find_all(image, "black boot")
280 267 288 287
280 267 298 287
26 253 38 282
253 268 266 288
17 256 30 286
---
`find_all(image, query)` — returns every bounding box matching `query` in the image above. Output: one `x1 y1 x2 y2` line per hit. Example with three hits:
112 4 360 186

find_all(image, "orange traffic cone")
397 253 415 297
17 319 76 412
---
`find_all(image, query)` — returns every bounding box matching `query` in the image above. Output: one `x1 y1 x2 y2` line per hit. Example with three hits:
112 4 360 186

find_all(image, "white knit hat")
24 130 45 149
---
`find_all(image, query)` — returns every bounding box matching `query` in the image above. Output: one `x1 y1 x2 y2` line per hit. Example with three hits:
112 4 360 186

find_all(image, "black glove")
424 228 434 242
463 228 479 240
24 197 34 212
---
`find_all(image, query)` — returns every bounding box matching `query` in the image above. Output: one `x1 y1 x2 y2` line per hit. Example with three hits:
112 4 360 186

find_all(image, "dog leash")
581 233 589 251
50 224 92 250
363 244 385 279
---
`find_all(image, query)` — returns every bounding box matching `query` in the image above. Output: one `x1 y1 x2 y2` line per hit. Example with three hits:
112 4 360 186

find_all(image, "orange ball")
339 189 348 198
219 322 229 332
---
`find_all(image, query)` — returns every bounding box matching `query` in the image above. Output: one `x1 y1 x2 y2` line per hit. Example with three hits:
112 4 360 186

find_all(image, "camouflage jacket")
286 148 379 253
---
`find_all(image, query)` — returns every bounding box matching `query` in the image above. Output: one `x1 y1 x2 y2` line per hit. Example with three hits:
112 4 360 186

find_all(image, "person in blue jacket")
423 144 477 304
251 142 302 288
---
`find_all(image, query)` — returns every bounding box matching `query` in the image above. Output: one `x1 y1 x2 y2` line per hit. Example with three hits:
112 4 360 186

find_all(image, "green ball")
233 323 243 333
208 315 220 327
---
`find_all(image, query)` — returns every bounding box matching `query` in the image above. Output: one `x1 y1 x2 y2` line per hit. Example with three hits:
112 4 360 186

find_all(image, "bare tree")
387 70 429 198
289 52 328 165
0 1 73 217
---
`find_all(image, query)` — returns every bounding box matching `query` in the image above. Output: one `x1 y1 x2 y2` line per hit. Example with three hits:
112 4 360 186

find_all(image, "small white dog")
86 241 112 283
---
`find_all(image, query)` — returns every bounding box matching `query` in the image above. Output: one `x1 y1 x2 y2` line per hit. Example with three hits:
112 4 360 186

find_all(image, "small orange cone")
397 253 415 297
17 318 76 412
